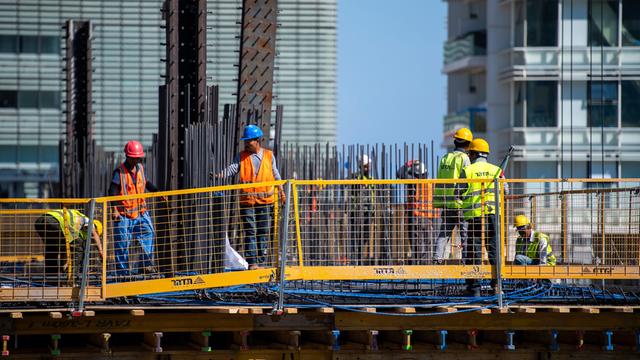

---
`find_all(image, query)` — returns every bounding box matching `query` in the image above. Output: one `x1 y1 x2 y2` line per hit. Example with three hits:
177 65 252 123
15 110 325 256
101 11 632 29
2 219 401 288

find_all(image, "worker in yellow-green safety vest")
457 138 505 297
513 215 556 266
433 128 472 264
34 208 104 285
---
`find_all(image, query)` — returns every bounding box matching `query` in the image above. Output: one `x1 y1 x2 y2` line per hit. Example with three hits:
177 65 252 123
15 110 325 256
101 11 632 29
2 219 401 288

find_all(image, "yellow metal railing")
0 178 638 302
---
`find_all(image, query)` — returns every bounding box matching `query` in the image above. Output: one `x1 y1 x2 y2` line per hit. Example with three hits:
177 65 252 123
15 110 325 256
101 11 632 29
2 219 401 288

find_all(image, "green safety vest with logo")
433 151 469 209
46 209 89 244
460 161 502 221
517 231 557 266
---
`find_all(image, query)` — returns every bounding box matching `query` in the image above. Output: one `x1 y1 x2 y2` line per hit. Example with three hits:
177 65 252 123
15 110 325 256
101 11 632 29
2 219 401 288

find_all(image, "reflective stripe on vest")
461 161 502 220
239 149 276 205
526 232 557 266
46 209 88 243
433 151 468 209
117 163 147 219
410 183 438 218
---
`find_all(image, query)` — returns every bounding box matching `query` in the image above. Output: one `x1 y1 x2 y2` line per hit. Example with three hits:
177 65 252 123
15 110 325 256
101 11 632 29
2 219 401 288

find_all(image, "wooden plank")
491 308 509 314
394 307 416 314
49 312 62 319
549 307 570 313
513 307 536 314
578 307 600 314
284 308 298 314
129 309 145 316
249 308 264 315
83 310 95 317
362 308 376 313
610 307 633 313
207 308 239 314
315 307 334 314
10 312 23 319
436 306 456 313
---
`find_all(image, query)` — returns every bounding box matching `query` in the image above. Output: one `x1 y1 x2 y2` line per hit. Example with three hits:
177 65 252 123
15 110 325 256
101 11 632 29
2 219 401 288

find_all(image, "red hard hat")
124 140 145 158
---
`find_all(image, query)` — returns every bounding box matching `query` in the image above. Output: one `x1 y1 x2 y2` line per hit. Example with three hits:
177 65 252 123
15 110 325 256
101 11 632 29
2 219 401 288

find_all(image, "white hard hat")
360 154 370 167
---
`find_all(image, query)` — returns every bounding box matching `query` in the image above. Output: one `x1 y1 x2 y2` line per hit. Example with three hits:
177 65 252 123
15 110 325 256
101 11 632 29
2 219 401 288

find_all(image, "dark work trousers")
350 205 372 266
240 203 273 266
34 214 70 285
464 215 497 291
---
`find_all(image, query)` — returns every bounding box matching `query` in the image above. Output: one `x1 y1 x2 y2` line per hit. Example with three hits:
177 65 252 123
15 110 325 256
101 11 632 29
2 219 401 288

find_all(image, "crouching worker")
35 209 104 285
513 215 556 266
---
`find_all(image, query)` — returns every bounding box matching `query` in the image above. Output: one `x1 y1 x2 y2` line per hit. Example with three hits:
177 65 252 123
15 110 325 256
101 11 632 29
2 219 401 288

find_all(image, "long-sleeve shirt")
516 231 551 265
219 148 282 180
108 163 159 196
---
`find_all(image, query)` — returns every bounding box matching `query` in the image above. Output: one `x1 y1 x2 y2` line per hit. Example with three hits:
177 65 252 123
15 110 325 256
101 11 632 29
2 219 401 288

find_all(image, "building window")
621 81 640 127
0 90 59 109
39 36 60 54
0 90 17 108
39 91 60 109
526 81 557 127
0 34 17 53
622 0 640 46
526 0 557 46
19 35 39 53
589 0 618 46
588 81 617 128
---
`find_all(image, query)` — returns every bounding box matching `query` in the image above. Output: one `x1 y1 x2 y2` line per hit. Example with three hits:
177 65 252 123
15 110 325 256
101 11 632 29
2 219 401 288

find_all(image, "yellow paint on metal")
291 265 494 281
0 255 44 262
105 268 283 298
292 184 304 267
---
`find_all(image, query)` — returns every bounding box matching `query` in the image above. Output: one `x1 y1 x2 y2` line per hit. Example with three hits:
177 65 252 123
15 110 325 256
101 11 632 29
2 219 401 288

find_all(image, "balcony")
499 47 640 81
442 108 487 148
442 31 487 74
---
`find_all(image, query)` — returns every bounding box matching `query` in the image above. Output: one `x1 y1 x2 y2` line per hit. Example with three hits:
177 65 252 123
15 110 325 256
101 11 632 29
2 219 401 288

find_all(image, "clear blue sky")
337 0 446 149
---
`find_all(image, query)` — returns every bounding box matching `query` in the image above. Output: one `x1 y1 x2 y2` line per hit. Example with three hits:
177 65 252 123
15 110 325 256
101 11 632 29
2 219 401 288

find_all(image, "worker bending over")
458 138 505 297
35 209 103 285
218 125 285 270
513 215 556 266
433 128 472 264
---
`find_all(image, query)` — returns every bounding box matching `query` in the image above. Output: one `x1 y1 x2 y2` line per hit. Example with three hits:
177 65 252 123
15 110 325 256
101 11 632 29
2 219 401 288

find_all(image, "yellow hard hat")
454 128 473 142
93 219 103 236
514 215 530 229
468 138 490 153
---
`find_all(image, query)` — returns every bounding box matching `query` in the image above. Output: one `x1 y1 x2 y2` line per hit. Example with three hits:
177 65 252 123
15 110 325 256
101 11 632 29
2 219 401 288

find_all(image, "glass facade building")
0 0 336 197
443 0 640 179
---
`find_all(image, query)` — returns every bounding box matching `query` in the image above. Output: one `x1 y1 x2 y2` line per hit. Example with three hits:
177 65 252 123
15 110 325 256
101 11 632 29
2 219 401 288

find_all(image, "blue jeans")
240 204 273 266
514 254 539 265
113 212 155 275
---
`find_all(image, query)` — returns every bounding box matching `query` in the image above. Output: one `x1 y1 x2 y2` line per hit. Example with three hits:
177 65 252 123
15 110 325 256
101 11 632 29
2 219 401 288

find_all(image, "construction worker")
433 128 472 264
218 125 285 270
458 138 505 297
513 215 557 266
398 160 438 264
108 140 164 276
349 154 375 265
34 209 104 285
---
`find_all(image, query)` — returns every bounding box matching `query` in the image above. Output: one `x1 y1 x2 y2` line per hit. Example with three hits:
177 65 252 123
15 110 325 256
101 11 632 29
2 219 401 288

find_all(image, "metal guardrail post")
275 181 292 313
493 178 503 308
77 198 96 313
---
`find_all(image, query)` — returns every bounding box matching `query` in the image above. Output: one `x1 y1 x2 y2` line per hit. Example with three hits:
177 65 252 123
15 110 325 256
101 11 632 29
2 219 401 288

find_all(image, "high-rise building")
443 0 640 180
0 0 337 197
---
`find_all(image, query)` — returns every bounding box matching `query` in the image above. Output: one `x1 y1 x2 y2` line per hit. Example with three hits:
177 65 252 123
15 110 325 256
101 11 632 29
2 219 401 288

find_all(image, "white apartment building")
444 0 640 180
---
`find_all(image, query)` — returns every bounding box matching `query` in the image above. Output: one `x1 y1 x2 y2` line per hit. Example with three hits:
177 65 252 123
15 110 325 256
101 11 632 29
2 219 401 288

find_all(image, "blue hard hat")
240 124 263 141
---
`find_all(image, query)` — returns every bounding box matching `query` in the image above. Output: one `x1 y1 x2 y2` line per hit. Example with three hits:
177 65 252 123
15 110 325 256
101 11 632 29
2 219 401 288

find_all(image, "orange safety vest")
117 163 147 219
409 183 438 218
239 149 276 206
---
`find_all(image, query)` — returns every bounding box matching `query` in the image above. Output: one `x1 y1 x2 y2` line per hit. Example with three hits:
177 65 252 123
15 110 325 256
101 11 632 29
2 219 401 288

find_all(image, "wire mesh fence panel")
101 181 286 297
501 179 640 279
289 179 497 281
0 198 103 301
